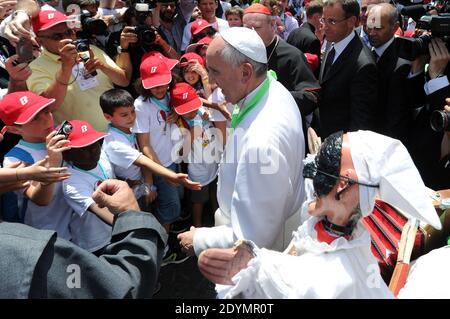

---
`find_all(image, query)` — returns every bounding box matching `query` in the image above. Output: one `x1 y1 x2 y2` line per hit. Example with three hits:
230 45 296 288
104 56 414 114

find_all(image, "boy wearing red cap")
172 83 221 227
61 120 114 254
0 91 73 240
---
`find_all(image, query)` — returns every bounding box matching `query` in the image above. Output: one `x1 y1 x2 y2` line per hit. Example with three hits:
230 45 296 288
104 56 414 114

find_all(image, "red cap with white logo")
190 19 214 36
0 91 55 126
65 120 107 148
140 55 172 89
171 83 202 115
141 51 179 70
32 10 73 33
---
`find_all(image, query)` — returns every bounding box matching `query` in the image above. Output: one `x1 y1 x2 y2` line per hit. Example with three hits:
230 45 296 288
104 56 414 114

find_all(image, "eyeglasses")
320 16 351 26
304 167 379 200
38 29 75 41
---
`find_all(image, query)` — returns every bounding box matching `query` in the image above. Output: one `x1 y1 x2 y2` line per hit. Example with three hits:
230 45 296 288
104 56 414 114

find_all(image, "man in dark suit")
287 0 323 77
317 0 377 138
367 3 411 143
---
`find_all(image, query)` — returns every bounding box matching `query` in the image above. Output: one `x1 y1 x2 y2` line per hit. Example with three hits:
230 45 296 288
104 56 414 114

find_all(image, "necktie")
323 46 335 77
371 48 379 62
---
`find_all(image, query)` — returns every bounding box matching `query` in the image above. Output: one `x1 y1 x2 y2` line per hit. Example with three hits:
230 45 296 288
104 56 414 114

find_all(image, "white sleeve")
193 224 236 256
62 179 94 217
424 76 449 95
230 142 293 248
181 22 192 52
133 99 151 134
104 140 141 169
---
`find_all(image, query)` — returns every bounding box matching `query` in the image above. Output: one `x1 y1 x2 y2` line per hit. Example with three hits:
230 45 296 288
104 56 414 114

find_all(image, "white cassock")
217 209 394 299
193 79 305 255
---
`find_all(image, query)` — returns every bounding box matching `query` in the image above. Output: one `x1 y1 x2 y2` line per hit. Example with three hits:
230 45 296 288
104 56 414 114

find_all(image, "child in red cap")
179 52 212 99
134 55 190 265
0 91 72 240
172 83 221 227
61 120 114 254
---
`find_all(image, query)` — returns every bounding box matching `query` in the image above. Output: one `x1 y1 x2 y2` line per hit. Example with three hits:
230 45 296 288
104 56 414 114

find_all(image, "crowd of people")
0 0 449 299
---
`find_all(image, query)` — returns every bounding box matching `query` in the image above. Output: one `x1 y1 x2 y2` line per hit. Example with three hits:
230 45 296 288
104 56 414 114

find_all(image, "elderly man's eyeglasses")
38 29 75 41
320 16 351 26
304 167 379 200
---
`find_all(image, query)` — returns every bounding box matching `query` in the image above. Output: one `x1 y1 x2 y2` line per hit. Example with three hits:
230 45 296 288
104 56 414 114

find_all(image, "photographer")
407 37 450 189
25 9 132 132
0 179 167 298
106 3 178 96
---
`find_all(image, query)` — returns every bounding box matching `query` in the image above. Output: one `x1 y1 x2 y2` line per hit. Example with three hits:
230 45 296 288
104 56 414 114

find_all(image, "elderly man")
358 0 383 47
177 27 305 255
198 130 441 298
26 10 133 131
243 4 320 124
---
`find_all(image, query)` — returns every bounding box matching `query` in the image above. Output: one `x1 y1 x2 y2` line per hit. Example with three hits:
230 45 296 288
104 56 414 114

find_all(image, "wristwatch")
117 46 129 54
143 183 157 194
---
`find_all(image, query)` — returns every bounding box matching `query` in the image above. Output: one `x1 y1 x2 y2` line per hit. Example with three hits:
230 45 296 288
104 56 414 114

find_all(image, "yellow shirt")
27 46 115 132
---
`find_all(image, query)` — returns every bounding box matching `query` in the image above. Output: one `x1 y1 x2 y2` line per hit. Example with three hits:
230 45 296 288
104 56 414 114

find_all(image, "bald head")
367 3 398 48
360 0 383 28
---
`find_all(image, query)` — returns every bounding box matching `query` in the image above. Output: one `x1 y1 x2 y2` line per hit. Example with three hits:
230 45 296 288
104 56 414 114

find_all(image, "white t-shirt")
181 17 229 52
185 114 220 186
207 87 234 124
133 96 178 167
3 140 73 241
103 124 142 181
62 151 113 252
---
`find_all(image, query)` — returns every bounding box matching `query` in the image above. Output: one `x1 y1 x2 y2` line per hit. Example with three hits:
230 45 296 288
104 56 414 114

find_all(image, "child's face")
149 85 169 99
17 107 54 140
183 69 201 86
106 106 136 130
65 140 103 168
182 109 198 120
227 14 243 27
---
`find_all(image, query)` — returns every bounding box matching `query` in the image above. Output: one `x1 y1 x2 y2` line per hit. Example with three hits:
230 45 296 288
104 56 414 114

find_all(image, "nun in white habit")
198 130 442 299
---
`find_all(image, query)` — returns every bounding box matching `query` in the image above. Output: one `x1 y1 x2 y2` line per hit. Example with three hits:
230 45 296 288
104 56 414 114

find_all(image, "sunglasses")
304 167 379 200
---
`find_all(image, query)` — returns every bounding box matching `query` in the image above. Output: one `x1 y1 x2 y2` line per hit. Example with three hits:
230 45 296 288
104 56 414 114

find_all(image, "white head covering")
348 130 441 230
219 27 268 64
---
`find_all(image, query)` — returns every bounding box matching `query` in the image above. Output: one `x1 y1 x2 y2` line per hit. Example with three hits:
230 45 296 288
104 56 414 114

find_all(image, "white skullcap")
348 130 441 230
219 27 267 64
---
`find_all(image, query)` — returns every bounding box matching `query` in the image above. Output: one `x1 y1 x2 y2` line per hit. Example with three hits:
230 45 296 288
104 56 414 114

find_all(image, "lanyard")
151 95 170 113
108 124 137 147
186 111 205 128
230 71 275 130
71 162 109 181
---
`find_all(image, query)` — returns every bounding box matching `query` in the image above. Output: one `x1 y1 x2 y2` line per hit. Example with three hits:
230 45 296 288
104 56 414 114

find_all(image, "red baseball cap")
244 4 272 16
0 91 55 126
65 120 107 148
180 52 205 68
140 56 172 89
186 36 213 53
32 10 73 33
171 83 202 115
191 19 215 36
141 51 179 70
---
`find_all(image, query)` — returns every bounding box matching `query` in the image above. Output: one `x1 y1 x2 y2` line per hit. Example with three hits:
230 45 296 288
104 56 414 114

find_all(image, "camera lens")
63 123 73 135
141 29 156 44
430 110 450 132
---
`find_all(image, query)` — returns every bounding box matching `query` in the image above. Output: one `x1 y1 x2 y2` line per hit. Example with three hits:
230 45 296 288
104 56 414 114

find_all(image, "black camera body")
396 3 450 61
73 38 90 53
135 25 157 47
56 121 73 139
79 11 108 37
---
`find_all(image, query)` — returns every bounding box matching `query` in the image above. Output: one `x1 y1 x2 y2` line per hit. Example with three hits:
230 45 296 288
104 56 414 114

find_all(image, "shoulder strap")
5 147 35 165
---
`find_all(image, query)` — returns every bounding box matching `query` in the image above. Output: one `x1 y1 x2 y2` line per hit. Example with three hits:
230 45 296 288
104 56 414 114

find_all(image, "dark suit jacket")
374 41 412 143
287 22 321 77
317 32 378 138
267 37 321 117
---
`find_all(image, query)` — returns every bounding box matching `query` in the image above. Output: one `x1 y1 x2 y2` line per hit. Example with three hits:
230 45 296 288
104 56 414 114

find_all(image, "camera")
73 38 90 53
56 121 73 139
135 25 158 46
430 110 450 132
79 11 108 37
395 2 450 61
